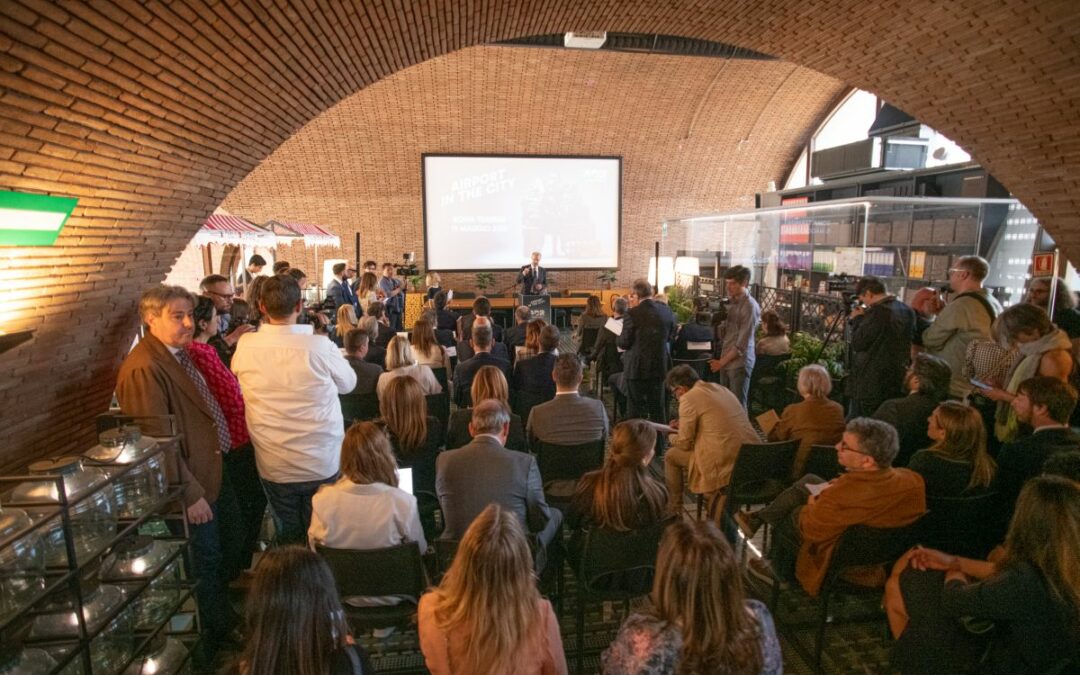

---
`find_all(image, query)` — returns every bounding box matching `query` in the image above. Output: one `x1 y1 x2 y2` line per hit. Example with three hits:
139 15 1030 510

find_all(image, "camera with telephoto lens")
826 274 862 314
395 252 418 277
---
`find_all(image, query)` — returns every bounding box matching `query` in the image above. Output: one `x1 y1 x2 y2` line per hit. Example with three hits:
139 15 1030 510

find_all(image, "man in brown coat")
115 285 241 650
738 417 925 596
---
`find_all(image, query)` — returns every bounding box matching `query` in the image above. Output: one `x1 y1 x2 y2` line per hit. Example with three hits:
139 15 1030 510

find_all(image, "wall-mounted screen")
422 154 621 271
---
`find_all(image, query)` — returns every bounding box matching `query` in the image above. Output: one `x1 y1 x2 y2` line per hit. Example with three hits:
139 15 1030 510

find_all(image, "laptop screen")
396 467 414 496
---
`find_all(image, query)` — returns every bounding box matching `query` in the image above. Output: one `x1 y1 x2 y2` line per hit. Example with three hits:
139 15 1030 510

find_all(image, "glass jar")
12 458 117 567
30 582 134 673
0 647 57 675
123 635 189 675
99 537 183 630
0 502 46 625
85 428 166 520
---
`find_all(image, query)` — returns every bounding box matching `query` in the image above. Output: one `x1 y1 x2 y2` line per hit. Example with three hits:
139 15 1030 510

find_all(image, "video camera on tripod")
826 274 864 314
395 251 419 277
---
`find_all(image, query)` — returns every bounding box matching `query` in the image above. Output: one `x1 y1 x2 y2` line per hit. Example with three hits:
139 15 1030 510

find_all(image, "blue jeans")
184 467 242 639
261 475 337 545
716 366 750 408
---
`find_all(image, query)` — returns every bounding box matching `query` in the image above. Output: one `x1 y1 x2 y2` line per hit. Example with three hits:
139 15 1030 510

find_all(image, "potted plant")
597 269 617 290
777 331 847 392
475 272 495 294
408 271 425 292
663 284 695 324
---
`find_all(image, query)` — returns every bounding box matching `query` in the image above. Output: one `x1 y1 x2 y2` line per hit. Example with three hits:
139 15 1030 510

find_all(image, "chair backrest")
534 438 606 483
671 356 711 380
339 392 380 428
430 366 449 392
580 516 675 591
434 328 456 347
920 492 1006 559
426 392 450 433
802 444 843 481
828 520 924 576
750 352 792 383
580 327 600 353
316 542 426 599
728 440 799 498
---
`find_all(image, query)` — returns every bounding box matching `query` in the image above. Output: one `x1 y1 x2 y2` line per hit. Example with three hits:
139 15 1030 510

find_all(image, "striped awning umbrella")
193 209 276 247
264 220 341 248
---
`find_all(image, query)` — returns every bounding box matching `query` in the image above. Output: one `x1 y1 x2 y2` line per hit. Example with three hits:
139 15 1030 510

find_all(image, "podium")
521 294 551 324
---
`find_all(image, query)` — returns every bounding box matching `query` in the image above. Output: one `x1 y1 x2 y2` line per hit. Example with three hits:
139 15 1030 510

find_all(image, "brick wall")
0 0 1078 468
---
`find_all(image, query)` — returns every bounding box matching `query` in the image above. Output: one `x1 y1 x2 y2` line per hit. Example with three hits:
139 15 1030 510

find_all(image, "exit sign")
0 189 78 246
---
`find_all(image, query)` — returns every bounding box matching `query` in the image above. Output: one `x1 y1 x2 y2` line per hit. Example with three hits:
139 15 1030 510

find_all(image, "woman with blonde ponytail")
418 504 567 675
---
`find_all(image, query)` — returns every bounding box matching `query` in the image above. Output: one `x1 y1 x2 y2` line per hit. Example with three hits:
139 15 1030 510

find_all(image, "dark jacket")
456 340 510 363
995 426 1080 502
503 321 528 348
435 308 458 332
872 392 942 467
374 322 396 348
383 415 443 495
344 355 383 395
849 296 916 406
459 313 504 343
513 352 557 400
452 352 513 407
617 299 676 380
590 319 624 376
445 409 528 452
673 321 714 359
363 345 387 370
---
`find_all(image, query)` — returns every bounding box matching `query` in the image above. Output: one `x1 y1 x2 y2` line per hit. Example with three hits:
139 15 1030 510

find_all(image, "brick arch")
0 1 1077 463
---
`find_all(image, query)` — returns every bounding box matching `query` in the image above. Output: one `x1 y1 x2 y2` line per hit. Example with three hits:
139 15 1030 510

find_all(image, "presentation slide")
423 154 621 271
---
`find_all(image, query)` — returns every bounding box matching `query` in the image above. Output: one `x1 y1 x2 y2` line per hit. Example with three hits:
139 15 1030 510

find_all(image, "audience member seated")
769 364 846 477
333 303 358 348
996 376 1080 505
456 315 511 362
517 318 549 361
755 309 791 357
503 305 532 353
378 376 443 495
886 476 1080 674
358 316 387 369
909 401 997 498
602 519 781 675
365 300 397 348
409 313 452 372
418 504 568 675
590 296 628 414
980 303 1073 443
513 324 560 406
737 418 926 596
664 364 759 515
527 354 609 446
873 353 953 467
377 335 442 398
458 296 504 343
227 547 373 675
308 421 426 607
432 289 458 332
672 309 714 360
435 400 562 572
452 322 513 407
342 329 383 396
576 295 609 344
1044 450 1080 483
446 365 528 451
565 419 666 567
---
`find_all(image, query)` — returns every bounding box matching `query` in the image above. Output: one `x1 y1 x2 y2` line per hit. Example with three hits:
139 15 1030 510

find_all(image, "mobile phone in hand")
969 378 992 390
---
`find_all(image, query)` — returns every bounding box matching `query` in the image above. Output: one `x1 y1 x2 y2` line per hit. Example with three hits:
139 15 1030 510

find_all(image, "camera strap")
954 291 998 324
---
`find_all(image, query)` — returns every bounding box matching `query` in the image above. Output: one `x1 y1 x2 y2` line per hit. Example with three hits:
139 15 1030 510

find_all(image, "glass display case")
0 427 197 675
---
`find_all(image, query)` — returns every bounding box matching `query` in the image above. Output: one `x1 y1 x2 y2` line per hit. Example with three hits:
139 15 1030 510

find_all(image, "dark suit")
459 313 504 343
872 392 941 467
452 352 513 407
617 298 676 423
673 321 714 359
446 409 528 451
115 333 237 638
848 296 916 417
517 265 547 295
456 339 510 363
435 308 458 332
589 318 624 377
325 277 356 311
436 435 562 569
504 321 528 348
996 426 1080 502
513 351 557 422
344 355 382 395
374 322 396 348
527 392 609 446
364 345 387 370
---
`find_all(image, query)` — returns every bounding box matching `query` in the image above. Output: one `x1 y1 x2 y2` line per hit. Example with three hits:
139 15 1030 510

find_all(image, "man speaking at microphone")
517 251 547 295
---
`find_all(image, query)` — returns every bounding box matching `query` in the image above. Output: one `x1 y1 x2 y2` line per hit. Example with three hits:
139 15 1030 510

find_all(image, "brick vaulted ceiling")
0 0 1078 465
220 46 846 293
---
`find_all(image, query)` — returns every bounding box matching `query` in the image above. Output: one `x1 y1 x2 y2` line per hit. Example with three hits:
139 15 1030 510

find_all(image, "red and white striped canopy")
265 220 341 248
194 212 275 247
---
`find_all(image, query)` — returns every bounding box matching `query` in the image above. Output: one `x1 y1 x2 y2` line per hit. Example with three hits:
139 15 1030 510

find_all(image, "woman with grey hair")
768 364 846 477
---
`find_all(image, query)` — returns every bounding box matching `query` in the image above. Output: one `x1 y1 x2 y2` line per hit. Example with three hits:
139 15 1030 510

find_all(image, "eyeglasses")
947 268 966 276
206 290 234 300
837 440 871 456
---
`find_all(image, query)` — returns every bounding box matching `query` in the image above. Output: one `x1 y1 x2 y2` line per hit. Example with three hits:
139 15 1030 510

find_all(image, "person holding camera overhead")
847 276 916 418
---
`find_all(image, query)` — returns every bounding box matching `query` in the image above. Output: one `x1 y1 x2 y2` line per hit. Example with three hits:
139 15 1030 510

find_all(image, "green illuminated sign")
0 189 78 246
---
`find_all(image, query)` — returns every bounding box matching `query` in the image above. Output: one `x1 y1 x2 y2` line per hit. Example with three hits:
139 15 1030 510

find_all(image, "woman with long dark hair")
602 519 781 674
229 546 373 675
377 376 443 494
909 401 996 498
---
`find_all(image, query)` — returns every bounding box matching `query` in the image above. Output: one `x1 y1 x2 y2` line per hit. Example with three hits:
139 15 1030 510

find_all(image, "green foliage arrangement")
475 271 495 291
777 331 846 388
664 284 695 324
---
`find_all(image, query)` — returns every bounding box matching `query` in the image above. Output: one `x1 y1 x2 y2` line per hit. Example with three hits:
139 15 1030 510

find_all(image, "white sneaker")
372 626 396 639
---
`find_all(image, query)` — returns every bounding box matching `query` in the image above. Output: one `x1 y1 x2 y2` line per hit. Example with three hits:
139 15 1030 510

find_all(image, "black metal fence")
698 278 848 342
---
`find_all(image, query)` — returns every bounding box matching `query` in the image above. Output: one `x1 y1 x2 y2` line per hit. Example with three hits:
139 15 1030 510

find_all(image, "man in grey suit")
436 399 562 571
527 354 609 446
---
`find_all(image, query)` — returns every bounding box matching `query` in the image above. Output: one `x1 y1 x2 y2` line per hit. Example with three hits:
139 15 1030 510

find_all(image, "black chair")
533 438 606 507
514 390 553 430
748 352 793 412
430 366 449 393
574 517 675 674
920 492 1005 559
722 440 799 550
339 391 379 429
315 542 426 631
671 355 711 381
425 392 450 434
579 327 600 355
802 444 843 482
434 328 456 348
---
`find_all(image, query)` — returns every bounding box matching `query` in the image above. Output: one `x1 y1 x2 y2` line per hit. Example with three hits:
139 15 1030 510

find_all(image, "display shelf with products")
0 419 198 675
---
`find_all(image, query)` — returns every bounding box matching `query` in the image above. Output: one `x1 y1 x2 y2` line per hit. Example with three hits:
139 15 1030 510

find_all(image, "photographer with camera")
847 276 917 418
708 265 760 407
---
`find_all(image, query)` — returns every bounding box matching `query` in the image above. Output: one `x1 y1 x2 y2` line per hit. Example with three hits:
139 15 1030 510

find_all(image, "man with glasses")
921 255 1001 398
736 417 925 596
200 274 254 366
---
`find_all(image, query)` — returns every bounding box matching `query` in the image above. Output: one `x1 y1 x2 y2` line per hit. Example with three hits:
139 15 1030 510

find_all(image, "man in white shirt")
232 274 357 545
